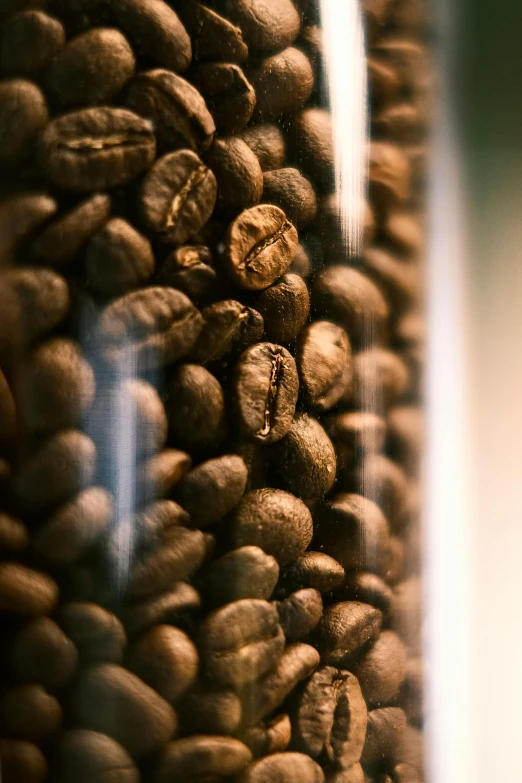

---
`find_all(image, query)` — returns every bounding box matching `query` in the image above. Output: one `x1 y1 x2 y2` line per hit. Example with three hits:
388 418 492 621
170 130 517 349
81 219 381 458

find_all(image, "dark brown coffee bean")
373 102 424 145
317 494 391 575
98 287 203 369
126 625 198 703
369 142 411 206
154 736 252 783
190 300 264 364
166 364 226 450
291 108 334 191
387 406 423 475
218 0 301 53
0 0 48 11
130 525 205 597
311 266 389 349
239 752 325 783
11 616 78 691
177 1 248 63
317 601 382 659
207 546 279 607
326 412 386 465
231 488 313 564
199 598 285 687
297 321 352 411
190 62 256 133
343 454 409 533
205 136 263 213
384 212 423 258
283 551 345 593
0 79 48 165
157 245 218 303
0 741 47 783
0 191 57 262
241 714 292 758
334 572 393 615
390 578 422 654
271 413 336 499
255 273 310 344
362 250 419 315
19 338 95 434
85 218 154 297
224 204 298 290
0 10 65 76
73 663 177 759
58 602 127 664
234 343 299 443
276 588 322 641
389 724 424 775
0 563 57 615
368 56 401 105
138 448 192 502
108 0 191 72
181 685 243 735
122 582 201 635
353 631 407 708
251 47 314 121
0 367 15 446
126 68 215 154
46 28 135 108
54 730 139 783
0 683 61 741
399 658 423 726
360 708 407 768
0 514 28 553
240 123 286 171
176 454 248 526
293 666 367 770
364 0 389 41
139 150 217 244
262 168 317 229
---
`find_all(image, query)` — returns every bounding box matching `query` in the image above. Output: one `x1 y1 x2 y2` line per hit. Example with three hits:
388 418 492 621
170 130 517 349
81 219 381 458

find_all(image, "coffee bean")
333 572 393 615
234 343 299 443
0 683 62 741
85 218 154 297
121 582 201 635
205 136 263 214
369 142 411 206
343 454 409 533
0 740 47 783
270 413 337 499
232 488 313 564
224 204 298 290
181 684 243 735
0 367 15 446
199 598 284 687
205 546 279 605
190 300 264 364
157 245 219 303
317 602 382 660
262 168 317 229
98 287 203 368
239 752 325 783
139 150 217 245
138 448 193 501
251 47 314 121
389 724 424 775
10 616 78 691
132 500 189 552
362 250 419 315
129 526 206 597
177 1 248 64
283 551 345 593
218 0 301 53
360 708 407 768
353 631 407 708
291 108 334 191
241 713 292 758
0 79 48 165
399 658 423 726
53 730 139 783
372 39 427 96
0 191 57 262
0 10 65 76
383 212 423 257
293 666 367 770
166 364 226 450
154 736 252 783
326 764 365 783
390 579 422 654
176 454 248 526
0 562 58 615
326 412 386 466
126 625 198 703
297 321 352 411
0 514 28 553
73 663 177 759
58 602 127 664
126 68 215 154
0 0 48 11
368 55 401 105
240 123 286 171
190 62 256 133
255 273 310 344
387 406 423 474
276 588 322 641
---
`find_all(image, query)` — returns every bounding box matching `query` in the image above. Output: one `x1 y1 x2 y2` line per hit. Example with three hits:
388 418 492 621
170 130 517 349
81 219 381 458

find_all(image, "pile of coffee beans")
0 0 428 781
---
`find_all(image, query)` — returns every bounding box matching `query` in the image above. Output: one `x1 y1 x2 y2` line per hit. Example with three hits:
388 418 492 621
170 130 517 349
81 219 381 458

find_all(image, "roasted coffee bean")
293 666 367 770
176 454 248 526
205 136 263 213
270 413 336 499
190 61 256 133
368 56 401 104
0 367 15 446
262 167 317 229
326 764 365 783
283 551 345 593
132 500 189 551
157 245 219 303
54 730 139 783
39 107 156 192
353 349 409 412
240 123 286 171
239 752 325 783
205 546 279 605
189 300 264 364
384 212 423 257
362 249 418 315
241 714 292 758
181 685 243 735
122 582 201 635
297 321 352 411
317 602 382 660
234 343 299 443
360 708 407 768
139 150 217 245
73 663 177 759
218 0 301 53
126 68 215 154
0 563 58 614
255 273 310 344
326 412 386 465
399 658 423 726
224 204 298 291
199 598 285 687
98 287 203 368
391 578 422 654
129 526 206 597
0 514 29 553
33 487 112 566
0 683 62 741
251 47 314 121
166 364 226 450
291 108 334 191
353 631 407 708
0 740 47 783
0 79 48 165
369 142 411 206
387 405 423 474
85 218 154 297
276 588 322 641
126 625 198 703
46 28 135 108
334 572 393 615
139 448 193 500
0 10 65 76
177 1 248 64
389 723 424 775
232 488 313 564
343 454 409 533
373 102 424 145
58 602 127 664
19 338 95 434
108 0 191 73
0 191 57 262
372 39 427 95
154 736 252 783
10 616 78 691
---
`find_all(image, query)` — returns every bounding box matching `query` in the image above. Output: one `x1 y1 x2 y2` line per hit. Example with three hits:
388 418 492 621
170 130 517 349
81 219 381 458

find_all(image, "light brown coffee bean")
239 752 325 783
219 0 301 54
360 708 407 768
262 167 317 229
11 616 78 691
59 602 127 664
240 124 286 171
126 625 198 703
343 454 410 534
176 454 248 526
189 300 264 364
291 108 334 191
317 601 382 659
297 321 352 411
353 631 408 708
181 684 243 735
0 740 47 783
276 588 323 641
0 514 28 553
129 526 206 598
250 47 314 121
283 551 345 593
362 250 419 316
0 79 48 165
121 582 201 635
205 136 263 214
333 571 393 615
177 1 248 64
0 684 62 742
255 273 310 344
0 10 65 76
138 448 193 501
53 730 139 783
240 714 292 758
0 191 56 263
154 736 252 783
85 218 154 297
369 142 411 205
191 62 256 133
0 563 58 615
